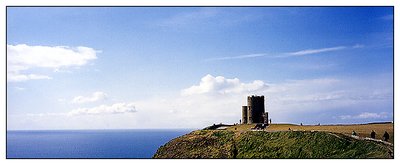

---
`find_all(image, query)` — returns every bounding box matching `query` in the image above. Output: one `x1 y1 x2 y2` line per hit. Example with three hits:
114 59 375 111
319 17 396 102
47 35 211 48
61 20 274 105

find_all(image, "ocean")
7 129 193 158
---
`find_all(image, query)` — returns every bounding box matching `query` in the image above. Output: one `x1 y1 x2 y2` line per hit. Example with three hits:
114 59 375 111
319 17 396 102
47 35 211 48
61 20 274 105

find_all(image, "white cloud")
68 102 137 116
339 112 389 120
284 46 347 57
357 112 387 119
24 101 136 117
205 53 267 61
8 73 52 82
181 74 268 96
205 45 362 61
7 44 99 82
72 91 107 104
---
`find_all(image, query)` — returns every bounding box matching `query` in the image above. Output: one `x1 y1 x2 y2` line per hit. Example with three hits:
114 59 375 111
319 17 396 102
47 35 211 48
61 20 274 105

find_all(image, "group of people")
352 130 390 142
372 130 390 142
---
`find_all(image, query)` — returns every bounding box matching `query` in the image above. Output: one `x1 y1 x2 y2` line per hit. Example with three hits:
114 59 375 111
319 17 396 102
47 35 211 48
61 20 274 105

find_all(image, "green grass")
153 130 235 158
235 131 390 158
153 130 392 159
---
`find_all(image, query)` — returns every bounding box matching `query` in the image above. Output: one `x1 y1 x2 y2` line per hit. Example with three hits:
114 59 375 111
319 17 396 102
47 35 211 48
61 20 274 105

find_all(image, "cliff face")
153 130 393 159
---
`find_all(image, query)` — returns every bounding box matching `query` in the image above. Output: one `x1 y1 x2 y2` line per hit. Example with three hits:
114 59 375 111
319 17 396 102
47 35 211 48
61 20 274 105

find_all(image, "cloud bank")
72 91 108 104
7 44 98 82
339 112 389 120
9 74 392 129
181 74 268 96
68 102 137 116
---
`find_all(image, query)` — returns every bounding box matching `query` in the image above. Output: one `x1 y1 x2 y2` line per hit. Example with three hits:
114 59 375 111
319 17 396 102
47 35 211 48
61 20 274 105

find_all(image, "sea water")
7 129 192 158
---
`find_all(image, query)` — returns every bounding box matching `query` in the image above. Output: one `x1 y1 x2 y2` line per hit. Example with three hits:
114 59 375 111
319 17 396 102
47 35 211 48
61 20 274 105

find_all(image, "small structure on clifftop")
241 95 269 124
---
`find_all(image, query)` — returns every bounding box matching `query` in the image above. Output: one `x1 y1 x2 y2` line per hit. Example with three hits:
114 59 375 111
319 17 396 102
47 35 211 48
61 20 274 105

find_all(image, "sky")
6 7 393 130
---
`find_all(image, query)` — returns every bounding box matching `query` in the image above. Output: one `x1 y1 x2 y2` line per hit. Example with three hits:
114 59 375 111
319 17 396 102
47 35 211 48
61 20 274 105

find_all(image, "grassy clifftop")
153 130 235 158
153 130 393 158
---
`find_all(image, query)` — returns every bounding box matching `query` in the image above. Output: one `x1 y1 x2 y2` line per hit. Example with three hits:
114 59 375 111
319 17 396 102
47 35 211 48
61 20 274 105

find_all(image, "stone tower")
241 95 267 124
242 106 248 124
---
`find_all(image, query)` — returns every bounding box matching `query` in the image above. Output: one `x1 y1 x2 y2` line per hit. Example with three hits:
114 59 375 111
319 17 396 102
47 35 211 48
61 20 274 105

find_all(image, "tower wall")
247 96 253 123
242 106 248 124
247 107 253 124
247 95 265 123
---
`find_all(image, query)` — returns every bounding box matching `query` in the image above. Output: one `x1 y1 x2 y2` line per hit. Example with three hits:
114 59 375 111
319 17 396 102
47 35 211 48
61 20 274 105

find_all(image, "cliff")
153 130 393 158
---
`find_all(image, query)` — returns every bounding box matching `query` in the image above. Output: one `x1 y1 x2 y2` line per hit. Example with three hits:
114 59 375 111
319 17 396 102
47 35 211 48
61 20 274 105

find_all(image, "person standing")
370 130 376 139
383 131 390 142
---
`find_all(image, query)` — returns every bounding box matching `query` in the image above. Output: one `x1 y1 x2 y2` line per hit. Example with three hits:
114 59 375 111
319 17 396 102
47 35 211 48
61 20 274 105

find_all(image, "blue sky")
7 7 393 130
